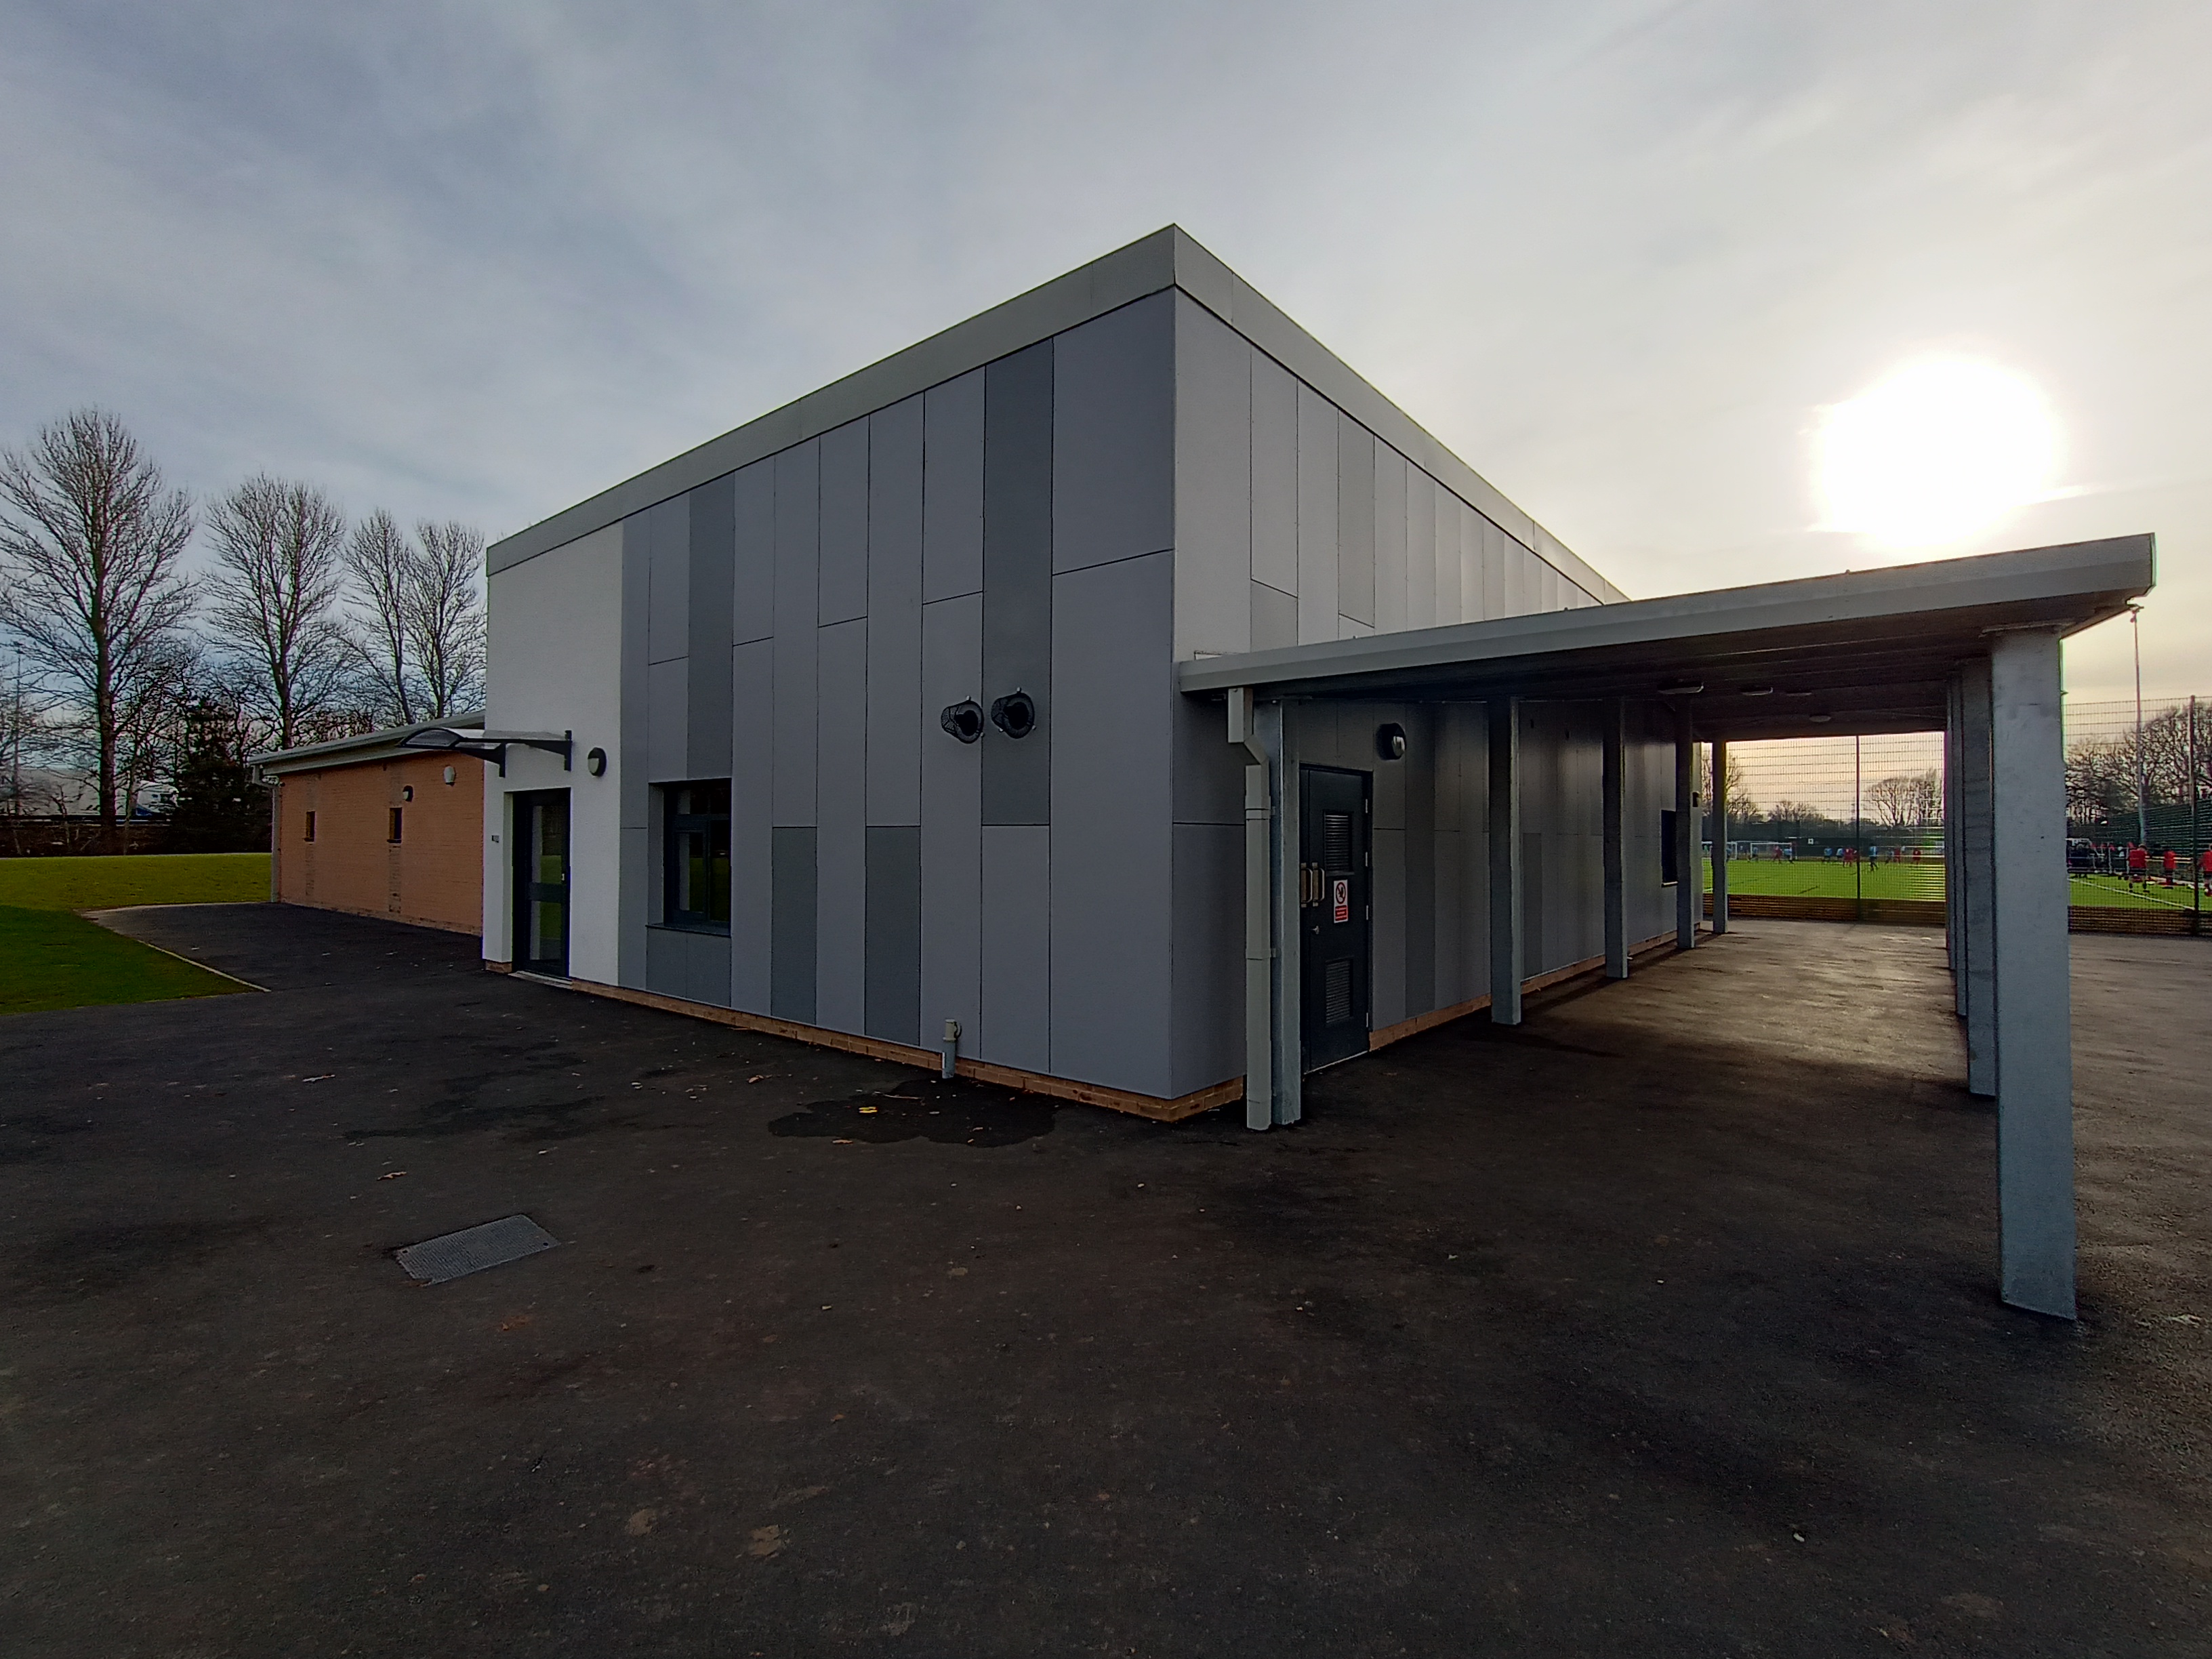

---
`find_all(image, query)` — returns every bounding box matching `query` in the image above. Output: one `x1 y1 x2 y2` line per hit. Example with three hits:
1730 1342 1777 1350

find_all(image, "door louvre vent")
1319 811 1353 872
1324 958 1354 1026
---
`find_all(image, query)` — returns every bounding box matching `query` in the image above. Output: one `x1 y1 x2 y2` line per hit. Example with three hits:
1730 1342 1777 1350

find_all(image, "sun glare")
1819 360 2057 548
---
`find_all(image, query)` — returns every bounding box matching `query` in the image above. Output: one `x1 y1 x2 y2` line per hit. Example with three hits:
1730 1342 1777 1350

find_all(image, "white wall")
483 523 625 979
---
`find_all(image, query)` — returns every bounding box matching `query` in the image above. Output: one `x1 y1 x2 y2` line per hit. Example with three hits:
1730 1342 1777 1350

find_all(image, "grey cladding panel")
1053 293 1173 574
1407 468 1435 631
618 522 649 983
1372 825 1405 1029
815 617 868 1036
867 395 925 827
1250 352 1299 596
687 473 735 778
1169 821 1242 1097
1174 295 1252 659
920 592 983 1044
1374 443 1406 633
818 417 869 626
731 639 773 1012
646 494 690 664
922 369 985 602
1250 581 1297 653
646 658 688 781
1336 417 1375 626
979 824 1050 1073
733 461 775 644
773 443 819 825
981 342 1052 827
1296 386 1338 644
771 825 817 1023
864 825 922 1048
1050 552 1173 1096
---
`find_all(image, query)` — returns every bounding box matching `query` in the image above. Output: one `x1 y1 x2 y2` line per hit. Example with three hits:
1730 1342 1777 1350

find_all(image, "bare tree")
203 476 354 752
1866 769 1941 830
114 634 204 823
344 508 417 726
408 520 486 719
0 409 196 833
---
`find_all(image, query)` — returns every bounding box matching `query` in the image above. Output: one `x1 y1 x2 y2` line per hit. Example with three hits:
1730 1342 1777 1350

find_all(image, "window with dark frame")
304 811 316 842
388 806 404 844
661 780 732 933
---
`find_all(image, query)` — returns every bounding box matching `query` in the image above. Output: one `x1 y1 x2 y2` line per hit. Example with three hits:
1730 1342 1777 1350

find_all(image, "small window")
1660 809 1678 885
388 806 403 844
661 780 732 933
304 811 316 843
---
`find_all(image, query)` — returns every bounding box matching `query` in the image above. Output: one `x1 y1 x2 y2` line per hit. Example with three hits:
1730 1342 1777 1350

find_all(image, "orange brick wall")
274 754 483 935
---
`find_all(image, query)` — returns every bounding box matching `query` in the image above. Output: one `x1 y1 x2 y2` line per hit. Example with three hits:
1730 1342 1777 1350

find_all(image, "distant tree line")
0 408 486 848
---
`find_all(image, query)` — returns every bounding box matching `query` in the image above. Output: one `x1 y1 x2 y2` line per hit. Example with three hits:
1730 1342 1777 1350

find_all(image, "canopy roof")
1176 537 2155 741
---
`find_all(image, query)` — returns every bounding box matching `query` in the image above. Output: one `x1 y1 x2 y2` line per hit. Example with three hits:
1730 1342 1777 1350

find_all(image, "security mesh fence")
1704 695 2211 916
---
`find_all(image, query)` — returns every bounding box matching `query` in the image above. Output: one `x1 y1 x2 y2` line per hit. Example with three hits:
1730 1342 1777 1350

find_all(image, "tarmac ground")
2 905 2206 1657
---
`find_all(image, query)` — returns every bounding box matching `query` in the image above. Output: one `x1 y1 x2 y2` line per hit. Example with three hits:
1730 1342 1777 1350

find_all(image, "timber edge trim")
488 967 1240 1123
1366 930 1679 1052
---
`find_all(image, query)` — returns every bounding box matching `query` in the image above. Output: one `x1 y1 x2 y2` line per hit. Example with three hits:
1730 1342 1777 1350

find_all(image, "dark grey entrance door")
1300 766 1372 1071
514 791 570 977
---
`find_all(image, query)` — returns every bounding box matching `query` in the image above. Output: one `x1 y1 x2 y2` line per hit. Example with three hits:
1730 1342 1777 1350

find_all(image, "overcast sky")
4 0 2205 702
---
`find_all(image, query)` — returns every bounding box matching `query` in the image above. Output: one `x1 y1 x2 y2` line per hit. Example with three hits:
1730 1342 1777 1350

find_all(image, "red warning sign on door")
1332 878 1350 924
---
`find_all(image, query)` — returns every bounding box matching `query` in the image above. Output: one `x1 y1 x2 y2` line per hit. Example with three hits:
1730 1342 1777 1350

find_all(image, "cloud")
0 0 2204 697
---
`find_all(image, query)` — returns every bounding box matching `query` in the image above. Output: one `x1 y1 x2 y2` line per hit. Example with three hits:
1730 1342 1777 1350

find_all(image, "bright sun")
1820 360 2058 548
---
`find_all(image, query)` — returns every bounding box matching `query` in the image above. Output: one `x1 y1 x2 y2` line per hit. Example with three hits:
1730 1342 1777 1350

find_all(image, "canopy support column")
1961 659 1997 1097
1990 629 2075 1318
1675 705 1698 950
1488 697 1523 1025
1229 687 1279 1132
1945 674 1964 1012
1602 697 1629 979
1711 739 1729 935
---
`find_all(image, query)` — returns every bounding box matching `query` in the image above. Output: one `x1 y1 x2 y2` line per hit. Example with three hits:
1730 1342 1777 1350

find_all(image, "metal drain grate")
394 1214 558 1284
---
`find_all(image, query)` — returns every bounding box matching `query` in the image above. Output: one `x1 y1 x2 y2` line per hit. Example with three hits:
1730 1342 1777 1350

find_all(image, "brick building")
253 717 486 934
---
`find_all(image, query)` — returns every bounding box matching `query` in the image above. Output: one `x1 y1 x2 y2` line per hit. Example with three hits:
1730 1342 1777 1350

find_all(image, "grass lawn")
1704 858 2205 912
0 905 245 1015
0 853 266 1015
0 851 269 910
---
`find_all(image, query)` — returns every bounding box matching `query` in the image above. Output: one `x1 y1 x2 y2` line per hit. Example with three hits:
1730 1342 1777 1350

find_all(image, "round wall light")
402 785 414 802
1376 722 1408 761
586 747 608 775
990 690 1038 739
940 701 984 743
442 765 457 785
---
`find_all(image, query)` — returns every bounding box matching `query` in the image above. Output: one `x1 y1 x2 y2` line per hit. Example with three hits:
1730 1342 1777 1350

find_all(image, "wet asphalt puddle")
768 1074 1057 1147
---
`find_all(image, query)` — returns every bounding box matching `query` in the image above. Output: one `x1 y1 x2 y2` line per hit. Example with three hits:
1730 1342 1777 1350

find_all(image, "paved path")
1 905 2204 1656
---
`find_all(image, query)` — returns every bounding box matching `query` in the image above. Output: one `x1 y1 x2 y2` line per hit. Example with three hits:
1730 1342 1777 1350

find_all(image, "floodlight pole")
2132 607 2148 852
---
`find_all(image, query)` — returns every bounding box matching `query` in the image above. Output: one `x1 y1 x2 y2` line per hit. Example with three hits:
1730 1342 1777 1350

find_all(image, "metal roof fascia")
485 226 1625 606
1174 535 2156 696
487 230 1184 574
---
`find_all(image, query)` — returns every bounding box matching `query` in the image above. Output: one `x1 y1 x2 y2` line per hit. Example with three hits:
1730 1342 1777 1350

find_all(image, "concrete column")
1990 629 2074 1318
1675 705 1698 950
1945 674 1963 1013
1230 688 1275 1132
1602 697 1629 978
1711 738 1729 935
1264 699 1302 1127
1488 697 1523 1025
1961 658 1996 1097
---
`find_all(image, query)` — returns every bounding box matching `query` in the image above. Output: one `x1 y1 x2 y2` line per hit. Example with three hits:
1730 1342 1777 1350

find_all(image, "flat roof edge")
487 227 1624 603
1174 535 2156 695
487 229 1183 573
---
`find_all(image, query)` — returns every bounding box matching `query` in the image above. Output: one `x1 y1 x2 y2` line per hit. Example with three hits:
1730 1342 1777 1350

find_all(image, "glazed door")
1299 766 1372 1072
513 791 570 977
